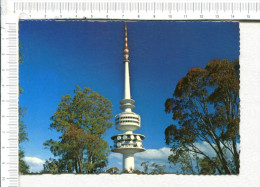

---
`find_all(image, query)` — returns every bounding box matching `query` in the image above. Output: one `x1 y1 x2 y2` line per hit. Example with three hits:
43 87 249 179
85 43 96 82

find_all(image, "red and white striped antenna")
124 23 129 61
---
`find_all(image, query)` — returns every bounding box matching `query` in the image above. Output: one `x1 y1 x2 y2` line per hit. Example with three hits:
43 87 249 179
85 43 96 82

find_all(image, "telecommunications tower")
111 24 145 172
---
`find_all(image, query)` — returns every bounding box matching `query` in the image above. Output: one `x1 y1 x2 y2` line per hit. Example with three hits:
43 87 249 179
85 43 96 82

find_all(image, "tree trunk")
87 152 92 173
74 159 78 173
215 140 231 174
77 156 82 173
232 138 240 173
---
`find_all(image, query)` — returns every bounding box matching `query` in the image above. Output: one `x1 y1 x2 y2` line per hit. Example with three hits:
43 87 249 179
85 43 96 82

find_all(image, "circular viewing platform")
112 147 146 154
115 112 141 131
111 133 145 153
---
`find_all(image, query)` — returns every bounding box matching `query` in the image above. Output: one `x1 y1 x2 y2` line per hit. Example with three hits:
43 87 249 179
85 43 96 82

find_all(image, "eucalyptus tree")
44 86 113 173
165 59 240 174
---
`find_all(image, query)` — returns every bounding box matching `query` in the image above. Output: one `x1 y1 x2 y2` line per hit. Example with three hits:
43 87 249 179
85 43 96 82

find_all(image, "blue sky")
19 21 239 172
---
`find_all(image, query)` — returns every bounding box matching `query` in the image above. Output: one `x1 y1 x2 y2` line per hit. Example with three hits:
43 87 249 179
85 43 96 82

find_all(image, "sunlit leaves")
44 86 113 173
164 59 240 174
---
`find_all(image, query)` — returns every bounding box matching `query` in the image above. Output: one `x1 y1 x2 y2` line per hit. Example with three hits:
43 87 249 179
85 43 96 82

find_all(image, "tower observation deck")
111 24 145 172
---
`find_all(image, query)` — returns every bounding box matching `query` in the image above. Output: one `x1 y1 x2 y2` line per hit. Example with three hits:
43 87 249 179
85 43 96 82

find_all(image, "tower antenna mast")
111 24 146 172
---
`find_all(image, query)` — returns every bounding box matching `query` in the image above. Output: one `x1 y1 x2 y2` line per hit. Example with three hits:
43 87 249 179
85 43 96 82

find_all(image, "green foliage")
165 59 240 174
150 163 166 174
19 43 23 64
141 161 149 174
106 167 119 174
19 107 29 174
121 169 130 173
44 86 113 173
19 44 29 174
41 158 74 174
199 157 218 174
132 169 143 174
19 150 29 174
140 161 166 174
168 151 199 174
19 106 28 144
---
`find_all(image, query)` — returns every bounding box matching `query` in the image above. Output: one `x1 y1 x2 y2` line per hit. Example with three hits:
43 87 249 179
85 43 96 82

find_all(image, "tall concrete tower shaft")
124 24 131 100
111 24 145 172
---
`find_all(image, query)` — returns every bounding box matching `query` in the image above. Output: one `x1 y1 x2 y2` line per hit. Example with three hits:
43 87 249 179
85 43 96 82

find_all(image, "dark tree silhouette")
165 59 240 174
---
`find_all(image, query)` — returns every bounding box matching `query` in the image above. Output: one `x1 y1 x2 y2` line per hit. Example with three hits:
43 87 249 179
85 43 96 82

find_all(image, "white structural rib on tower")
111 24 145 172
